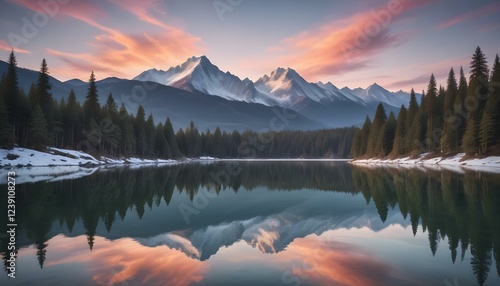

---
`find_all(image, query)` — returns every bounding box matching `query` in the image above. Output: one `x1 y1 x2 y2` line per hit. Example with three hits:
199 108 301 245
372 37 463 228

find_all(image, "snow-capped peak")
133 56 414 110
133 56 276 105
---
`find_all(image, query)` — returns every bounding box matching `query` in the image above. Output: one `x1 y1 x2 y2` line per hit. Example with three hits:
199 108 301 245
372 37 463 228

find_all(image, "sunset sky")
0 0 499 92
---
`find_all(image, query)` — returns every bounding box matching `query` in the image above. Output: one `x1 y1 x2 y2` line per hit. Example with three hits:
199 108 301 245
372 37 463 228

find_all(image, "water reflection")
1 162 499 285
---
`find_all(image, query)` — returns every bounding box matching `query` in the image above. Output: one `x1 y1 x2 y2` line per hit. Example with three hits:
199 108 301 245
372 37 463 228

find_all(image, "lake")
1 162 500 286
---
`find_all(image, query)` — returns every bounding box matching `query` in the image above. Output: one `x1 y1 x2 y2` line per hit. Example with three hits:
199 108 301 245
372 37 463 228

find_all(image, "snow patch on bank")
0 147 218 184
351 153 500 174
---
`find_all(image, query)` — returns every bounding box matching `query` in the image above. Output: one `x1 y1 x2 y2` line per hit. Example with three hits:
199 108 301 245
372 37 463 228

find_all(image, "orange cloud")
10 0 203 80
45 235 208 286
46 27 202 80
108 0 170 30
0 39 30 54
279 235 410 286
9 0 107 28
437 2 500 30
264 0 436 81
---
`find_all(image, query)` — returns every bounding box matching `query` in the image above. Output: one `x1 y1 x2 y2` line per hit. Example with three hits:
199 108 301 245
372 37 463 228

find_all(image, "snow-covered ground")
0 147 209 184
0 147 180 167
351 153 500 174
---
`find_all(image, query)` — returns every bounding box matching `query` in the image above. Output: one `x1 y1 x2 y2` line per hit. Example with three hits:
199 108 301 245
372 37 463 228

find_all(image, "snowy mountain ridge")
133 56 413 109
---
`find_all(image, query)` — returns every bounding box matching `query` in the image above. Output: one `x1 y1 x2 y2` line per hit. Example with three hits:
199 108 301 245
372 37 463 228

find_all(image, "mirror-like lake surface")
1 162 500 286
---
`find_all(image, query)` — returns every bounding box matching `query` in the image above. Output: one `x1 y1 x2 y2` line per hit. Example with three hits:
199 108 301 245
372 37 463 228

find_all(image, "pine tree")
425 74 441 152
118 104 135 156
462 113 478 155
154 123 171 158
36 59 53 134
359 116 372 156
0 99 13 148
407 91 427 154
376 112 397 156
29 104 50 150
404 88 419 153
366 103 387 157
467 47 489 154
135 105 147 157
480 54 500 153
351 129 362 158
164 117 182 158
454 66 468 148
64 90 83 148
2 51 20 145
82 71 100 127
444 68 458 111
392 105 407 155
441 68 459 153
145 114 156 157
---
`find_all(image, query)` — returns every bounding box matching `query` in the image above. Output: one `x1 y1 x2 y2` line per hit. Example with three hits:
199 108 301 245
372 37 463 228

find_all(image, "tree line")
0 51 355 158
352 46 500 158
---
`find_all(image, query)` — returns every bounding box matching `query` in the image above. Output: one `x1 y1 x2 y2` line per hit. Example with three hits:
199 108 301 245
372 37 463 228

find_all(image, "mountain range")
1 56 416 131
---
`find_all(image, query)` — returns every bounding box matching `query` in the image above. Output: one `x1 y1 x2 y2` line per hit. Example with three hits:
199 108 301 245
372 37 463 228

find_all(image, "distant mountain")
133 56 416 127
343 83 412 108
254 67 356 109
134 56 276 106
0 60 321 131
1 55 416 129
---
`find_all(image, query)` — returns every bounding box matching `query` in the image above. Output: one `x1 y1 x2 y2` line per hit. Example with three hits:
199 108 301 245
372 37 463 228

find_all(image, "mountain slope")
134 56 276 105
0 61 321 131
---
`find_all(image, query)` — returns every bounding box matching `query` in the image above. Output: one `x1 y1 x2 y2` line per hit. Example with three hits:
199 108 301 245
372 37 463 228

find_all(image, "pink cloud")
0 39 30 54
9 0 107 26
437 2 500 30
10 0 203 80
46 28 202 80
276 235 411 286
258 0 437 81
44 235 208 286
108 0 170 30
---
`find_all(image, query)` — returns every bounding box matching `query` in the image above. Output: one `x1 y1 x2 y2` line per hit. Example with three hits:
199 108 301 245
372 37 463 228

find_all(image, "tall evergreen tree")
164 117 182 158
454 66 468 148
366 103 387 156
351 129 362 158
359 116 372 156
441 68 459 153
154 123 171 158
425 74 441 152
376 112 397 156
0 99 13 148
135 105 147 157
444 68 458 111
145 113 156 156
480 54 500 153
28 104 50 150
63 90 83 148
392 105 407 155
462 113 478 155
36 59 53 133
467 47 489 154
82 71 100 127
3 51 20 145
404 88 419 153
118 103 135 155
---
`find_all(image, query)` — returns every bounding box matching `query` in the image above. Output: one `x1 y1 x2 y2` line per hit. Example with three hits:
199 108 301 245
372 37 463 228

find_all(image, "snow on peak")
133 56 413 109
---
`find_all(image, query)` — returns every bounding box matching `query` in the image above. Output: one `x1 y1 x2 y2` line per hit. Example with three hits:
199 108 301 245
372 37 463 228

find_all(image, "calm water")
1 162 500 286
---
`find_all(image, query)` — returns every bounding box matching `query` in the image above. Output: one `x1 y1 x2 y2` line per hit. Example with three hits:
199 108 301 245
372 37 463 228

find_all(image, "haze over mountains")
1 56 415 131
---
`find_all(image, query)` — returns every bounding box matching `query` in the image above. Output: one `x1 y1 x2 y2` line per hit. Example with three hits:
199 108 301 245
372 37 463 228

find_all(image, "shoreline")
350 153 500 174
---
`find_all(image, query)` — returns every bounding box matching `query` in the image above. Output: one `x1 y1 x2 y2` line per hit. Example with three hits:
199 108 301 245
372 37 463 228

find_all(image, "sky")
0 0 499 92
